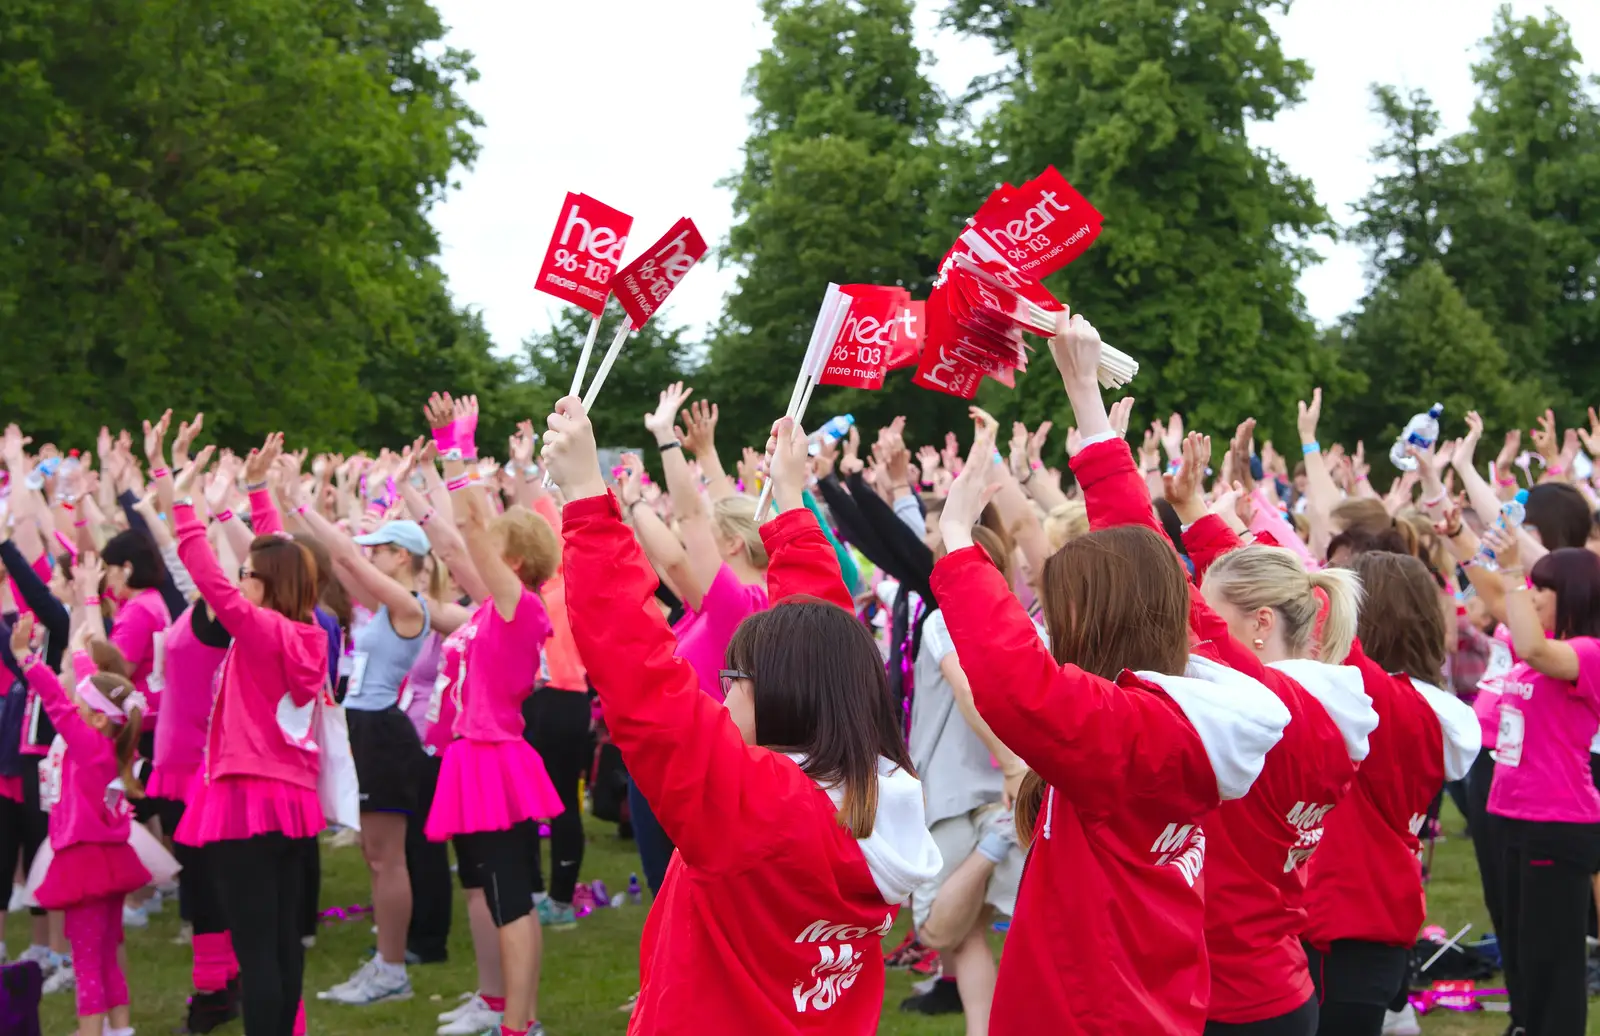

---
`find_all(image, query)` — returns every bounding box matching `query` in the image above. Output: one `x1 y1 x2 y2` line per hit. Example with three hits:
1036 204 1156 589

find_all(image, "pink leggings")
65 894 128 1017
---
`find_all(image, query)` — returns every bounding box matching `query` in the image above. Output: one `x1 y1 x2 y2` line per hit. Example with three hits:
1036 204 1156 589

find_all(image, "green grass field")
4 803 1571 1034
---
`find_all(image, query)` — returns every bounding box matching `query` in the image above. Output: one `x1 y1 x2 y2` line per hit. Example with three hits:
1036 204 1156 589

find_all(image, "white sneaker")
439 993 485 1023
122 904 149 929
41 961 75 994
1382 1004 1421 1036
320 960 412 1006
436 1000 501 1036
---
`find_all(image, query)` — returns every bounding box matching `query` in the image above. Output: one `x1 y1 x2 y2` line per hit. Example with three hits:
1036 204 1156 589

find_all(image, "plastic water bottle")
627 873 642 905
1474 490 1529 571
817 414 855 443
1389 402 1445 471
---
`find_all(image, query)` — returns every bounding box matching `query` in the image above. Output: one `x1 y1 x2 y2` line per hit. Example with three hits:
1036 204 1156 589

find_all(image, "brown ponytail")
1014 770 1047 844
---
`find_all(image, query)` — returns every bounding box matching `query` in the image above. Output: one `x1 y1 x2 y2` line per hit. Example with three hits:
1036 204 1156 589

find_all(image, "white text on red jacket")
1150 823 1207 887
1282 800 1335 873
791 913 893 1013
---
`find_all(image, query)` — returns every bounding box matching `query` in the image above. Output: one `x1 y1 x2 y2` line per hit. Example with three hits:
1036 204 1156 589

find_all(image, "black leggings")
14 758 48 917
1304 940 1408 1036
406 754 452 959
1500 817 1600 1036
523 687 591 904
151 797 228 937
211 833 315 1036
1204 995 1318 1036
0 792 44 892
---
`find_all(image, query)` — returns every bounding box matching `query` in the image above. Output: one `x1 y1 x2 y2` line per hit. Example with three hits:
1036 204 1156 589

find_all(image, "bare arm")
647 383 720 601
942 654 1027 808
679 401 734 504
1296 389 1340 560
619 454 695 607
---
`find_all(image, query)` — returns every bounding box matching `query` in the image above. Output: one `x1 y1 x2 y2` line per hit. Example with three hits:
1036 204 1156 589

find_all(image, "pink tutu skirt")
175 772 325 846
144 763 197 802
26 826 178 910
425 738 563 842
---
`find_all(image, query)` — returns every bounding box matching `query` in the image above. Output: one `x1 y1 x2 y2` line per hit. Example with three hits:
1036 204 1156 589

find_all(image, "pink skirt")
0 775 22 803
26 827 177 910
144 763 197 802
175 772 325 846
425 738 563 842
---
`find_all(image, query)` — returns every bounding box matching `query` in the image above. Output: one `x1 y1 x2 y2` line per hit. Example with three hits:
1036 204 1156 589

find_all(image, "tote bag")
277 683 361 832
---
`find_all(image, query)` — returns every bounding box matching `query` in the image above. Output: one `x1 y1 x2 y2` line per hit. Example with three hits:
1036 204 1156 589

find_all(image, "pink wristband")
1496 476 1517 487
215 508 234 523
73 518 87 528
150 467 170 480
84 595 101 608
294 504 309 516
446 474 472 493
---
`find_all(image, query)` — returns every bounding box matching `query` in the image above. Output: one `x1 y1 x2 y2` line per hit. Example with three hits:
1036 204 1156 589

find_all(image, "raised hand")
171 413 203 470
1457 411 1485 469
767 416 810 513
1558 428 1580 478
1160 413 1184 464
173 445 216 499
142 410 173 469
814 436 839 480
2 425 31 468
1009 422 1031 481
840 427 865 477
1495 428 1522 479
9 614 33 660
424 392 456 432
939 415 1004 552
940 431 961 477
1580 407 1600 458
1163 432 1213 522
617 452 646 508
1065 426 1084 458
243 432 283 486
509 421 537 470
1028 421 1054 470
1107 396 1134 440
677 400 719 457
1230 418 1258 492
916 444 940 480
75 553 105 602
1049 310 1104 391
1297 388 1322 446
1530 409 1559 465
541 397 605 501
645 382 692 444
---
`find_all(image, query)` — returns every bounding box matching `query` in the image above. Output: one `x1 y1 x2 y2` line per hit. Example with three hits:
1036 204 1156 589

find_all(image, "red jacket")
1179 517 1378 1021
1303 641 1479 948
562 496 940 1035
933 455 1289 1035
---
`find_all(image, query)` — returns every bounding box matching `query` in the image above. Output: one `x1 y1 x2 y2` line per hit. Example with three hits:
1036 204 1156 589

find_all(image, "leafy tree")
0 0 496 452
1327 262 1541 461
949 0 1338 447
521 302 698 471
705 0 977 455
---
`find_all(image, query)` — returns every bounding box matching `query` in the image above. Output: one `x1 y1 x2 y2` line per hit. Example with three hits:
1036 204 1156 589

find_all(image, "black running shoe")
899 978 963 1015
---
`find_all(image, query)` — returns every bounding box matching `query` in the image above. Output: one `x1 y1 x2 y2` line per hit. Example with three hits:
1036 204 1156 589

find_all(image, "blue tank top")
343 595 431 712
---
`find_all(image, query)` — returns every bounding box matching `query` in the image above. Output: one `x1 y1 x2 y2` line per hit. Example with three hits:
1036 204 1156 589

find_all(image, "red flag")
967 167 1102 281
886 300 923 371
818 285 909 390
535 192 634 316
614 218 707 329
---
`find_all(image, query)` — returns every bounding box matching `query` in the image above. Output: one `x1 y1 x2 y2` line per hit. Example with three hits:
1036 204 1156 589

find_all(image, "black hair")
101 529 167 590
1530 549 1600 640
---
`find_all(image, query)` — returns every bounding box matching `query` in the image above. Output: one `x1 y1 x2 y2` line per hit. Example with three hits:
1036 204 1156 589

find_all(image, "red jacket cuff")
1069 436 1136 492
561 490 623 527
758 506 819 553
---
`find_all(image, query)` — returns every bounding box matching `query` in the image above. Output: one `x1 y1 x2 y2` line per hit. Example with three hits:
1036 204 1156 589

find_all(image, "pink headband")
75 677 146 726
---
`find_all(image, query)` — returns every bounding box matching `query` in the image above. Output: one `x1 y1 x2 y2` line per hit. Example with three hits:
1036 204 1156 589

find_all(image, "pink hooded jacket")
174 505 326 789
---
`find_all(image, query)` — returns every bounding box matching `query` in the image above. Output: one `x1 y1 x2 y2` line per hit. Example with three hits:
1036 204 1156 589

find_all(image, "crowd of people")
1 309 1598 1036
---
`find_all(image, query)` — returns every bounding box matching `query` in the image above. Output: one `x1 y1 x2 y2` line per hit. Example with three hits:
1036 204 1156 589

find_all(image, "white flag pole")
568 312 605 397
580 320 634 412
755 287 848 520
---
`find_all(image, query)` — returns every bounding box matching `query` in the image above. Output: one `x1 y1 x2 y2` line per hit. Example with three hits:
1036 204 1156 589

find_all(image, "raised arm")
438 395 523 623
647 382 722 601
616 452 695 606
941 650 1027 809
1296 390 1341 560
171 448 266 639
0 533 69 661
762 417 852 611
1489 528 1581 681
545 397 792 872
13 617 100 759
678 401 734 503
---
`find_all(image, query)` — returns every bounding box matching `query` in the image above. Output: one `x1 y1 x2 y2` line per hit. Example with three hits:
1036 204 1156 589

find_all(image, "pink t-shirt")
1487 637 1600 824
671 565 768 702
451 588 551 743
109 587 172 716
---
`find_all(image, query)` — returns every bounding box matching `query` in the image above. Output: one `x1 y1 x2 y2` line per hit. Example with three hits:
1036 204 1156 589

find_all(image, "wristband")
294 504 309 516
149 467 170 481
73 518 87 528
1301 442 1319 456
215 508 235 523
659 440 683 454
1546 464 1565 476
1420 487 1447 506
59 501 74 512
1496 475 1517 487
84 595 101 608
445 474 472 493
244 481 267 493
19 653 41 672
1356 473 1369 482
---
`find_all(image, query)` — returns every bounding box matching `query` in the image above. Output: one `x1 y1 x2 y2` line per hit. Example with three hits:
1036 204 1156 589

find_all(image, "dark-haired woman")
544 399 940 1034
160 448 329 1036
932 315 1291 1036
1300 551 1479 1036
1478 534 1600 1036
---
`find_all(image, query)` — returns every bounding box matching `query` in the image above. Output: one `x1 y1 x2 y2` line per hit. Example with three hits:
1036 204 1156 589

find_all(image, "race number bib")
340 652 369 701
148 631 167 693
1495 702 1525 768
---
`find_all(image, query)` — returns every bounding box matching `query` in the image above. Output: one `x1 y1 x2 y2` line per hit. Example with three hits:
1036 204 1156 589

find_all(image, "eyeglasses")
719 669 751 697
238 565 258 582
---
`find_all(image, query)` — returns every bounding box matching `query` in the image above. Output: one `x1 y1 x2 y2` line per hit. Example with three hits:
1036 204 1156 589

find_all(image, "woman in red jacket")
541 399 942 1035
1151 433 1379 1036
933 314 1290 1036
1301 551 1479 1036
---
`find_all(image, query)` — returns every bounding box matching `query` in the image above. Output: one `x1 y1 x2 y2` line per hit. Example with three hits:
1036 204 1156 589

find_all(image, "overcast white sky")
426 0 1599 356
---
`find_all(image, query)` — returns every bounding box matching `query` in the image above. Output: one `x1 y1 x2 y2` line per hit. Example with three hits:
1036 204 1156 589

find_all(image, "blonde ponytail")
1204 546 1364 661
1307 567 1363 663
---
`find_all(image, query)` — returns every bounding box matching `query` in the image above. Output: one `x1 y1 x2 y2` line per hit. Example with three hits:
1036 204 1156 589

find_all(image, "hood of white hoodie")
1136 654 1291 801
1269 658 1379 763
788 754 944 906
1408 677 1483 782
